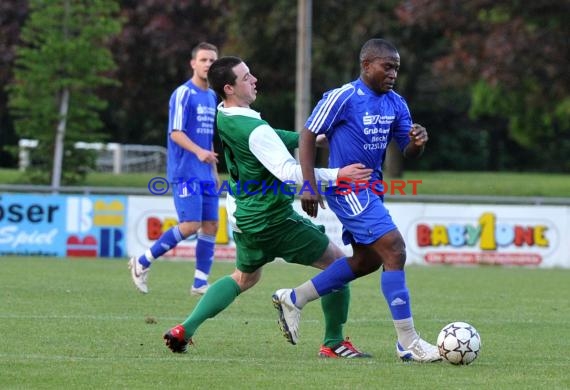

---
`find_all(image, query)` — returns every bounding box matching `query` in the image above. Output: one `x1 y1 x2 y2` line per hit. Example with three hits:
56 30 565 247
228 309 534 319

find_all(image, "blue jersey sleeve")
168 86 192 133
389 95 413 152
305 83 354 136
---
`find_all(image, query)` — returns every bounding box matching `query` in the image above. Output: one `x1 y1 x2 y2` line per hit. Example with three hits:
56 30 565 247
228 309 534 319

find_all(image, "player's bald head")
359 39 398 63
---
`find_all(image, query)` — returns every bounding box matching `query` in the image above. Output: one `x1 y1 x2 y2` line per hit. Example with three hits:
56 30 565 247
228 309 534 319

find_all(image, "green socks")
320 285 350 347
181 275 241 338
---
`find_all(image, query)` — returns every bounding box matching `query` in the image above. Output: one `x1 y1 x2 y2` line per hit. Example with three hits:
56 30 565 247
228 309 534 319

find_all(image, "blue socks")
136 227 215 288
138 226 184 268
306 260 412 321
194 233 215 288
310 257 355 296
381 270 411 320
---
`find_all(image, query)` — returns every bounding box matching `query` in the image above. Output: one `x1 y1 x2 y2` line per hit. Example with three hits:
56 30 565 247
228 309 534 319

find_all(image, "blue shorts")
172 182 219 223
325 187 397 245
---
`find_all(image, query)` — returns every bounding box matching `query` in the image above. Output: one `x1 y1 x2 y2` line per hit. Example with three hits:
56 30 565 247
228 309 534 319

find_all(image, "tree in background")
103 0 229 145
0 0 27 167
224 0 411 172
2 1 568 175
7 0 122 184
222 0 297 128
396 0 570 171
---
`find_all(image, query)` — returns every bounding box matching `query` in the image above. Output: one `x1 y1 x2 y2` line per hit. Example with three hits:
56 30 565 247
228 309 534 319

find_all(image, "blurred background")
1 8 569 382
0 0 568 185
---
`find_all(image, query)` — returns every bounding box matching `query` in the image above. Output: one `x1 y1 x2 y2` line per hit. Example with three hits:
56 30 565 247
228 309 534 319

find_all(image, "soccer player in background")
273 38 442 362
163 56 374 358
129 42 220 295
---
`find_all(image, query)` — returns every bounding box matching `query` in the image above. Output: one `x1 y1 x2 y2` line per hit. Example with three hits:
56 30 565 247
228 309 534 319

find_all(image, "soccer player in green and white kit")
163 56 373 358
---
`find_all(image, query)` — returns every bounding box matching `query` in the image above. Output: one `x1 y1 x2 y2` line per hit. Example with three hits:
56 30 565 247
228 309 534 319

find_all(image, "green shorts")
233 212 329 273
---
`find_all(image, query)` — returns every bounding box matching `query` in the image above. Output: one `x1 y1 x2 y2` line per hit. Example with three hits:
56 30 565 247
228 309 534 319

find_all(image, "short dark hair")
192 42 218 59
359 38 398 62
207 56 243 99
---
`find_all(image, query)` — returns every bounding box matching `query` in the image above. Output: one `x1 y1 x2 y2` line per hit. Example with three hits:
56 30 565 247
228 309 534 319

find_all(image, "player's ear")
361 59 373 74
223 84 233 96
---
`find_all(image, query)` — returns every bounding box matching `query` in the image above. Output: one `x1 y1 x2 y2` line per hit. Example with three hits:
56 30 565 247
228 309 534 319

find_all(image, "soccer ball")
437 321 481 365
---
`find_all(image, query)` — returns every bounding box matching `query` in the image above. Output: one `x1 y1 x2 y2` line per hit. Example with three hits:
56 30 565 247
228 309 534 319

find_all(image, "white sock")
292 281 318 308
394 317 419 348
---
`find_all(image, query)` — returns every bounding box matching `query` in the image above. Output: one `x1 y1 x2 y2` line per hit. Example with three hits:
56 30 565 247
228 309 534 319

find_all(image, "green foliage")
1 1 568 173
554 98 570 130
477 5 512 23
7 0 121 184
470 81 509 118
470 80 570 171
1 258 569 389
104 0 229 144
398 0 570 172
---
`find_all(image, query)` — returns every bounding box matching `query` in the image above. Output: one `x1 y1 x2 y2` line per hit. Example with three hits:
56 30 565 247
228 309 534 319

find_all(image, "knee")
231 269 260 292
383 239 407 270
313 242 346 269
201 221 219 235
178 222 199 238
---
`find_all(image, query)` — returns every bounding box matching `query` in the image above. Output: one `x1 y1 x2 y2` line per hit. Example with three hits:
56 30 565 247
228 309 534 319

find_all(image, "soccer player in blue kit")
129 42 220 295
272 38 441 362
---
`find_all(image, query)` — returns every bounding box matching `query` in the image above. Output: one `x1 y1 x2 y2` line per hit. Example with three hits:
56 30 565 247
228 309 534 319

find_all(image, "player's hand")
409 124 428 146
337 163 372 181
315 134 329 148
301 192 324 218
197 149 219 164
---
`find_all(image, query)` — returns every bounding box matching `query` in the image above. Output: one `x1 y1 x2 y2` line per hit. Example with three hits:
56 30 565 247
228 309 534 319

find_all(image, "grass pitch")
1 257 569 389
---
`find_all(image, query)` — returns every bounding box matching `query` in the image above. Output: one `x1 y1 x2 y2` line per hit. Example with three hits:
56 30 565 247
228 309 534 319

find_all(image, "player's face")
191 49 218 81
229 62 258 107
362 51 400 94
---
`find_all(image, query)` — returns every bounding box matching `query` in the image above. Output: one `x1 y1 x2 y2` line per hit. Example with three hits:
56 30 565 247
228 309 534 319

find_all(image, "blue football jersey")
305 78 412 183
167 79 217 183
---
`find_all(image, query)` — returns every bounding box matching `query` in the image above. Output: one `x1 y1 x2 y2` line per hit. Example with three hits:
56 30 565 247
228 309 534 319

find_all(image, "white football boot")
272 289 301 345
128 256 149 294
396 336 442 362
190 283 209 296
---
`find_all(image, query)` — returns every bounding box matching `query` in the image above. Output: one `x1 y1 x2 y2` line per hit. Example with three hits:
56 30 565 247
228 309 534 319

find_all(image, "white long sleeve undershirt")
248 124 339 184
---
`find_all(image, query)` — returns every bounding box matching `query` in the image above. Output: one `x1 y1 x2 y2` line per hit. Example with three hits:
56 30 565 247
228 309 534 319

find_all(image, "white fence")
18 139 167 174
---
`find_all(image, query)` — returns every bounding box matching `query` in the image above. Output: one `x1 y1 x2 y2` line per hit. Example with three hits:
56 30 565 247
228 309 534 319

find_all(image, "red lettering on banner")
416 224 431 247
66 235 98 257
514 226 534 246
147 217 162 240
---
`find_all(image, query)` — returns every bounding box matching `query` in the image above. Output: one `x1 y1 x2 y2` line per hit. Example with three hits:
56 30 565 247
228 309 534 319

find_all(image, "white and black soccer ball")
437 321 481 365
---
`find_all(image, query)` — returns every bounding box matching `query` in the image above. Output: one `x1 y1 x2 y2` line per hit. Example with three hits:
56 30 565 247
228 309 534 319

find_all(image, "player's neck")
223 99 249 109
223 102 250 109
191 76 209 90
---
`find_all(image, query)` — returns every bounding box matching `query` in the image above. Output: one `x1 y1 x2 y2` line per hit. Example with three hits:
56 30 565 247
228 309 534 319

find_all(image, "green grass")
398 171 570 197
0 169 157 188
83 171 159 188
1 258 569 389
1 168 568 197
0 168 22 184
